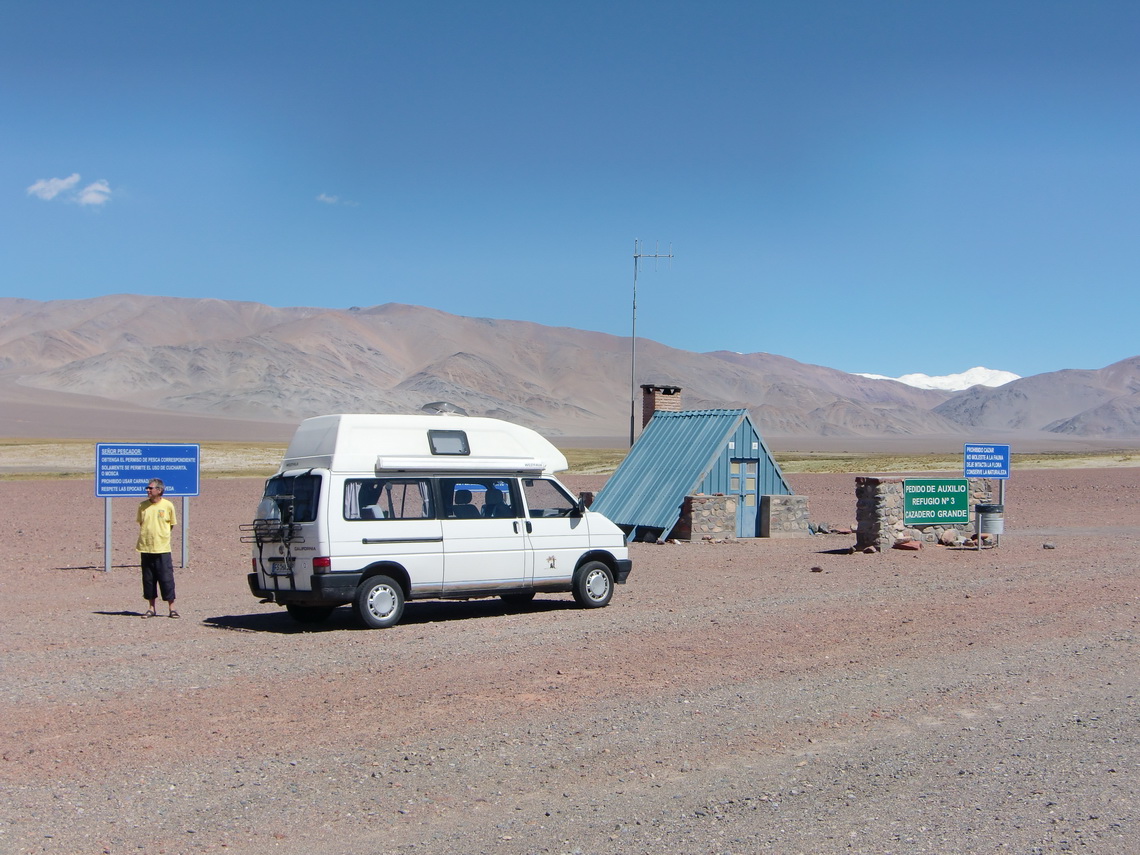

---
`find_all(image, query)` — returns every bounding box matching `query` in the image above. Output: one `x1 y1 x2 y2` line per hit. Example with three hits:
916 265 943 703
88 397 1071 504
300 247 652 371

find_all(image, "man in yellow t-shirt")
137 478 179 618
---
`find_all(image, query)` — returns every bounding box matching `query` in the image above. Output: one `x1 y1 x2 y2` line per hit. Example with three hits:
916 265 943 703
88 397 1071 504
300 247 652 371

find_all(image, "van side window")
441 478 519 519
263 474 322 523
344 479 433 521
521 478 577 518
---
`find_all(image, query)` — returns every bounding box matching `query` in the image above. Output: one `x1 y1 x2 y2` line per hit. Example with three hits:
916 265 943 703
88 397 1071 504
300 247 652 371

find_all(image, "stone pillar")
855 476 905 551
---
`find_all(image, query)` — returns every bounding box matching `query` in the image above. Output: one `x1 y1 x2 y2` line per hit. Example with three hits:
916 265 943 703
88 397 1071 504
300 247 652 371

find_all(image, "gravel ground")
1 469 1137 855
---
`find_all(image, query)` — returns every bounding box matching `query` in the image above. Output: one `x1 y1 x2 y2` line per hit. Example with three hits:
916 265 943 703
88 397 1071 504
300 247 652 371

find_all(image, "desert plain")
1 463 1138 855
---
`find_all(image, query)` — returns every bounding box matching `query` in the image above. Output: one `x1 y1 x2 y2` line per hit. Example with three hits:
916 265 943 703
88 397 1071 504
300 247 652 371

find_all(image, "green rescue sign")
903 478 969 525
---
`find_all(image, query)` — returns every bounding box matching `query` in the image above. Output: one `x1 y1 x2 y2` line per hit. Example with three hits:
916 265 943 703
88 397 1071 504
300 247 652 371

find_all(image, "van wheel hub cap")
585 569 608 600
367 586 396 617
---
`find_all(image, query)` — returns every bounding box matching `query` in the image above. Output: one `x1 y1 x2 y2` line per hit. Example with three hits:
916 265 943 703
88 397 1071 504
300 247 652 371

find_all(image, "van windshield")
263 474 321 523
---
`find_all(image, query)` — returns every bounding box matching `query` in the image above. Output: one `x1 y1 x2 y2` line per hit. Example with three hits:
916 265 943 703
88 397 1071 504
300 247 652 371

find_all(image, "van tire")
354 575 405 629
572 561 613 608
285 603 335 624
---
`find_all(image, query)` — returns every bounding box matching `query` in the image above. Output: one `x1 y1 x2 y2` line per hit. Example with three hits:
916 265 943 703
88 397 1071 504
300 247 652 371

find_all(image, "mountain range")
1 295 1137 450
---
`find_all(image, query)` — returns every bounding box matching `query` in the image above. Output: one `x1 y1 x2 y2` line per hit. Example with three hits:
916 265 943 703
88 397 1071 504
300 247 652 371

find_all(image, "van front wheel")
572 561 613 608
354 575 405 629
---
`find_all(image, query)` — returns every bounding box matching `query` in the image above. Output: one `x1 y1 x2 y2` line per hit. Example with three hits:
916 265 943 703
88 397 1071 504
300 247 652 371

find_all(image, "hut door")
730 459 760 537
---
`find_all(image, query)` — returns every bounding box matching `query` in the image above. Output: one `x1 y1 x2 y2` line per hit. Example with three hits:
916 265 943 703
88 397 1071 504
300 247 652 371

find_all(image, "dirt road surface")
1 469 1137 854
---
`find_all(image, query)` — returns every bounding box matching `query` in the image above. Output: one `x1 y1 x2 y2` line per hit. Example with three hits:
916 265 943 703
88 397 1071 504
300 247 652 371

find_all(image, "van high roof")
278 414 569 475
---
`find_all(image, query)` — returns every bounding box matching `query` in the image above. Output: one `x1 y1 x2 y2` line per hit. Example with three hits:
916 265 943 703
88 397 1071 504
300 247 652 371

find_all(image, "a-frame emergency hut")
591 407 793 542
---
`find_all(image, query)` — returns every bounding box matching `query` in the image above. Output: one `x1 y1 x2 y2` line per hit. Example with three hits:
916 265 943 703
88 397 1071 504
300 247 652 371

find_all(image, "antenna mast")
630 238 673 447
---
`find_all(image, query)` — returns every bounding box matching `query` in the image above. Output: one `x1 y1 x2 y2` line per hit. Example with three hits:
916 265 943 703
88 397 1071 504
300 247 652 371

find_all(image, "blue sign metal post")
96 443 200 572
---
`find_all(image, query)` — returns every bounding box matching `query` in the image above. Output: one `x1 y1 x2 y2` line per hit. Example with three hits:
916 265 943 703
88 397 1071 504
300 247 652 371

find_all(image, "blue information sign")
964 443 1011 479
96 443 201 497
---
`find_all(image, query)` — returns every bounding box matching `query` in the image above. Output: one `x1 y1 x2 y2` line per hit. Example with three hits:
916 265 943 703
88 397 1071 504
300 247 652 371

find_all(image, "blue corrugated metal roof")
593 408 790 536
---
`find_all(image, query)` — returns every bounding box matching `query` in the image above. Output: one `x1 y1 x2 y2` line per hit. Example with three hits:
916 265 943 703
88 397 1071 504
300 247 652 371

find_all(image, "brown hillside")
1 296 1137 448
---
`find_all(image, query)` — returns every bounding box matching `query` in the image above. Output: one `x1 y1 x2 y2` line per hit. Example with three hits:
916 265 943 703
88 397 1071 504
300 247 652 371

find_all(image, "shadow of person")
93 609 153 617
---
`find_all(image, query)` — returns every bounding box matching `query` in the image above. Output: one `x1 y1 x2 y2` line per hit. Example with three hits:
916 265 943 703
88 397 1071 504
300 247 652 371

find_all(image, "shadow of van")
202 596 577 634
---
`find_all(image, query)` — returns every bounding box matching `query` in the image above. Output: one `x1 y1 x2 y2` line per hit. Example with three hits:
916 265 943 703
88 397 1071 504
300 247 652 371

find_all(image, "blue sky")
3 1 1137 379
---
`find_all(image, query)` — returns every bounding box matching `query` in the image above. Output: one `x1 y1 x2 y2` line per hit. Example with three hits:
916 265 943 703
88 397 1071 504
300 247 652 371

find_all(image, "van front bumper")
247 572 362 605
614 559 632 584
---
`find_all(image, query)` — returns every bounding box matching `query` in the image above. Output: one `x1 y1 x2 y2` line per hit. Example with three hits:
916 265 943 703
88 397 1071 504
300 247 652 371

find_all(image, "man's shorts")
141 552 175 601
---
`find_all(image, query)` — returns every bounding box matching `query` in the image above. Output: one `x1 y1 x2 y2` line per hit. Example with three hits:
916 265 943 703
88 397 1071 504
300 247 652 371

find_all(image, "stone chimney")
641 383 682 427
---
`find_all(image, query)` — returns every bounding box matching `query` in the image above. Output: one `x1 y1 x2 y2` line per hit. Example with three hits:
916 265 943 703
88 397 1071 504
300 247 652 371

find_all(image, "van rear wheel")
572 561 613 608
354 575 405 629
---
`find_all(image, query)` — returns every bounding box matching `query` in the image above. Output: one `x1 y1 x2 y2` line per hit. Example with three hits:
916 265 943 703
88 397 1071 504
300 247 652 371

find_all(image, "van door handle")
513 520 533 534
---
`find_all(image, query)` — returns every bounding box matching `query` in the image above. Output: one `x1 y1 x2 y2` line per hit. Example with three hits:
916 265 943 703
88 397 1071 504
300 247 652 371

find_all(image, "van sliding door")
439 478 528 594
335 478 443 595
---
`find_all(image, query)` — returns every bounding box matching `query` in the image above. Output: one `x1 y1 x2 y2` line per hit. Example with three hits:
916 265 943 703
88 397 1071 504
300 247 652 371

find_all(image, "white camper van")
244 413 632 628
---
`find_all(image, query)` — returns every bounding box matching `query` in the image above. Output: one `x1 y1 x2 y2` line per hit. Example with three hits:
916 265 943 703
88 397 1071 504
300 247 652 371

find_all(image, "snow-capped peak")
856 366 1021 391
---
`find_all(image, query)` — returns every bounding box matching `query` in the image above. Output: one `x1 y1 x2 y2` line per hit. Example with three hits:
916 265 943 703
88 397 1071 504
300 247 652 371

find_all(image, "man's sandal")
168 610 180 619
143 609 156 618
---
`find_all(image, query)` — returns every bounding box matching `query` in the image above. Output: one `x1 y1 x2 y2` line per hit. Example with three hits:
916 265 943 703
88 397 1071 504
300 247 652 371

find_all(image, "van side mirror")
570 494 591 517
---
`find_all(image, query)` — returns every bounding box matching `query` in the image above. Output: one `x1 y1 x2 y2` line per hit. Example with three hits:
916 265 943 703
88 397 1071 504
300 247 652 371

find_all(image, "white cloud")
317 192 358 206
77 179 112 206
27 173 81 200
26 173 113 206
